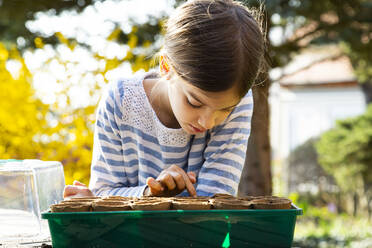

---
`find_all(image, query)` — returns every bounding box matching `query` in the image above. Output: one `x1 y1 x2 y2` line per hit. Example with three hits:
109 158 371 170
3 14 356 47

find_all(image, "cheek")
170 91 192 119
177 98 196 119
173 95 185 111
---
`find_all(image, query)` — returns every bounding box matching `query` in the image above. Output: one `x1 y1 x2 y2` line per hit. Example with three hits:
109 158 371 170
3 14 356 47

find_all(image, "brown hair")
162 0 266 97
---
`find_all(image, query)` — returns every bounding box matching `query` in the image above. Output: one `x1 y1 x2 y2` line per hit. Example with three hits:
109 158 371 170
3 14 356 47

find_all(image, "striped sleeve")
195 90 253 196
88 81 146 197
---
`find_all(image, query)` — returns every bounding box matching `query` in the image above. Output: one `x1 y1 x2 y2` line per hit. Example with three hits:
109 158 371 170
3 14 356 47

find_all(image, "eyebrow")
188 91 239 110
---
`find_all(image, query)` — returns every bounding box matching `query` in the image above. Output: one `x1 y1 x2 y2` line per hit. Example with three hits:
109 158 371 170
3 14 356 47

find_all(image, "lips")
190 124 205 133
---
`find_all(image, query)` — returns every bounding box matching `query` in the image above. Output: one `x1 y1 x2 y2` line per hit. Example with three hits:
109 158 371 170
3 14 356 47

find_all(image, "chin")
185 130 197 135
182 127 195 135
179 123 194 134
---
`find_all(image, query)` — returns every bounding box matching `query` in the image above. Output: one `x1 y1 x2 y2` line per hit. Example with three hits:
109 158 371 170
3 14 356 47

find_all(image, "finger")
168 171 185 191
187 172 196 184
158 173 177 191
72 191 94 198
73 180 86 186
64 185 93 199
63 185 80 198
183 174 197 197
172 166 196 197
146 177 164 194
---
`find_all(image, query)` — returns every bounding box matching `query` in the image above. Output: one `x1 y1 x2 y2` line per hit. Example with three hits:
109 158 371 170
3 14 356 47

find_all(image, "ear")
159 55 171 79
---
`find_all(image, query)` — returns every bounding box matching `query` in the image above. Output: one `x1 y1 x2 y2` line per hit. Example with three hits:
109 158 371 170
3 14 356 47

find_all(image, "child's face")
167 74 241 134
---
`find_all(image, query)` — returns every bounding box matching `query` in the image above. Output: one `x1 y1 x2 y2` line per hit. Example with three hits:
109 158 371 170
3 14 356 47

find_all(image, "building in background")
269 46 366 194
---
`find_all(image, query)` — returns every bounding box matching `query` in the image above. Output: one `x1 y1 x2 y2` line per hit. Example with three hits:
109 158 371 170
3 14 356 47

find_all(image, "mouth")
190 124 205 133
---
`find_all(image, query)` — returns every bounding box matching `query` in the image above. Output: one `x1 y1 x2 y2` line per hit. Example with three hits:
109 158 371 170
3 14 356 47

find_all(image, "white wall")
269 83 366 160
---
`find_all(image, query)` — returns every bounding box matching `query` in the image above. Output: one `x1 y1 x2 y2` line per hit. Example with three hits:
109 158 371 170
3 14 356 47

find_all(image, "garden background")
0 0 371 247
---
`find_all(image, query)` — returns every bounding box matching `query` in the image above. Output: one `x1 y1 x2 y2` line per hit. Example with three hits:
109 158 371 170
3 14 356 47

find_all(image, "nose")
198 110 217 130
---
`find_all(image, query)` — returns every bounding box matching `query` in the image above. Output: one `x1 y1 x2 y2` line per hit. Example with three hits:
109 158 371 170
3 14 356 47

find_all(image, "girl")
64 0 265 198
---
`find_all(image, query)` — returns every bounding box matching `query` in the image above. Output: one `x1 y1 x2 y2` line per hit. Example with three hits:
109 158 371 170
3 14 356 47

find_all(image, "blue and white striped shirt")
89 71 253 197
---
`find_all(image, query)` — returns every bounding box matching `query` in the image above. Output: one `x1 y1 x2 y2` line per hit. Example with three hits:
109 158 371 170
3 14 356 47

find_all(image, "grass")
291 194 372 248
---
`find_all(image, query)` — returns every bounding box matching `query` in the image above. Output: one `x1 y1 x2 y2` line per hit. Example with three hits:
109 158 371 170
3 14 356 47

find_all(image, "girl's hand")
145 165 197 197
63 180 94 199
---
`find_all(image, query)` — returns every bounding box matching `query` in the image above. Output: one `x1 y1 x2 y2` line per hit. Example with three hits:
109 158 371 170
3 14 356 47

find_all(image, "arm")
195 90 253 196
88 81 147 197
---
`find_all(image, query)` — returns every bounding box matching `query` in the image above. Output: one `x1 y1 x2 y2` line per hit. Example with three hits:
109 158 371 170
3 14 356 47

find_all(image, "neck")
149 79 180 129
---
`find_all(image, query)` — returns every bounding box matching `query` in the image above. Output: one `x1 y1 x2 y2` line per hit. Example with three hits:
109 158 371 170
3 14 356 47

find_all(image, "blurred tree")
0 43 49 159
0 42 97 184
0 0 166 185
0 0 107 185
239 0 372 196
316 104 372 217
0 0 98 48
265 0 371 75
29 28 161 185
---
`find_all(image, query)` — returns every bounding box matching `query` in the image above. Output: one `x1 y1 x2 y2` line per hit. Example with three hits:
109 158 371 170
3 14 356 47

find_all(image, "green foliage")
341 41 372 84
315 105 372 217
242 0 372 87
316 104 372 193
287 137 337 193
290 193 372 248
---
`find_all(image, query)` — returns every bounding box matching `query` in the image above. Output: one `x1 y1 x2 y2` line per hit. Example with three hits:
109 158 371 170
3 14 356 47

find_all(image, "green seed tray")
42 204 302 248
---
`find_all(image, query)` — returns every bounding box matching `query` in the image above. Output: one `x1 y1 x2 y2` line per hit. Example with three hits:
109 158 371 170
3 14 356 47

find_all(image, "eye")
186 98 202 108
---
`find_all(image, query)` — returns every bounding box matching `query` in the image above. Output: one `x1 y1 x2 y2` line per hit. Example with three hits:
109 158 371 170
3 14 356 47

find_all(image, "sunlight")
23 0 175 108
